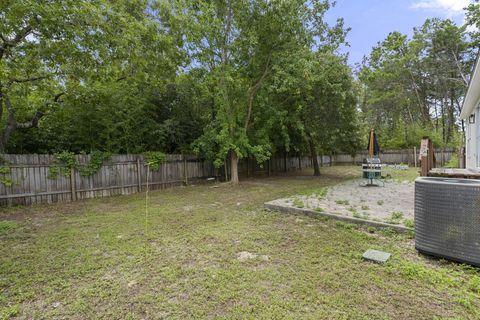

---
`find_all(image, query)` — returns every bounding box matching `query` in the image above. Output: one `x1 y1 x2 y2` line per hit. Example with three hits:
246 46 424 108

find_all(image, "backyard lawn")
1 166 479 319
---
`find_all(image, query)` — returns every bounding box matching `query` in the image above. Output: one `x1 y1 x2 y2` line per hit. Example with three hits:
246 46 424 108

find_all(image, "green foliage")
52 151 77 177
445 154 459 168
48 151 110 178
359 18 475 149
403 219 415 229
292 197 305 209
0 166 13 187
335 221 357 230
385 211 404 225
0 166 10 174
297 187 328 198
0 221 18 235
0 177 14 187
78 151 111 177
1 0 183 153
143 151 166 172
184 0 352 181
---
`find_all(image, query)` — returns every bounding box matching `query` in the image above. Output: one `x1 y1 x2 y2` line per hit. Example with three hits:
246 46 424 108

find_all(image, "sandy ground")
272 179 414 226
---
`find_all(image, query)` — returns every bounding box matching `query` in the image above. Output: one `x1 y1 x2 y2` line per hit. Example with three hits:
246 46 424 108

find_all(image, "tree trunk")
230 150 239 184
308 138 320 176
447 91 455 143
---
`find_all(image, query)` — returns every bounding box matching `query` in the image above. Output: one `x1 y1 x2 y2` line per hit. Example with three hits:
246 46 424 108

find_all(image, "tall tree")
271 50 359 176
184 0 345 182
359 18 474 148
0 0 181 152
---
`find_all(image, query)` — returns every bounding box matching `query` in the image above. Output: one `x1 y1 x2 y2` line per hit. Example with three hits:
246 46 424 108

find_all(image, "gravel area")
271 179 414 227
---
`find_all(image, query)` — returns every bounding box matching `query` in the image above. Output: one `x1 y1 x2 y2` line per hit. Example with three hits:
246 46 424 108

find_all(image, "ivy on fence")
0 166 13 187
143 151 166 171
48 151 111 179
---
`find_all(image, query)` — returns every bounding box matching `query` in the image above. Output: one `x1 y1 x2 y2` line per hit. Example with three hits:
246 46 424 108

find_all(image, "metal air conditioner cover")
415 177 480 266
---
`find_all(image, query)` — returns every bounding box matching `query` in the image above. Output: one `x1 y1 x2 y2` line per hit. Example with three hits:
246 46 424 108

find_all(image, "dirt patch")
236 251 257 261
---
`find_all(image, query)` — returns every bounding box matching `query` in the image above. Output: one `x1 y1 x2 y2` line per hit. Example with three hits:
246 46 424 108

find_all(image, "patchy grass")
0 166 479 319
0 220 17 235
297 186 328 198
292 197 305 209
383 166 419 182
385 211 404 225
403 218 415 229
335 199 350 205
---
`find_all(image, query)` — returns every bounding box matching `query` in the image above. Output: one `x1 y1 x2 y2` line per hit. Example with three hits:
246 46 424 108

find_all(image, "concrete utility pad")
362 249 391 264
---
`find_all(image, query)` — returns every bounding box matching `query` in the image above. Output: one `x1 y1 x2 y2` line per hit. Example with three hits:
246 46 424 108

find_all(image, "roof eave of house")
460 51 480 120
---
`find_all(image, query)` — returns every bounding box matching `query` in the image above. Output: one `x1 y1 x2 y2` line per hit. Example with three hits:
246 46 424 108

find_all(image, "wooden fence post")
70 167 77 201
420 138 435 176
414 146 417 168
136 158 142 192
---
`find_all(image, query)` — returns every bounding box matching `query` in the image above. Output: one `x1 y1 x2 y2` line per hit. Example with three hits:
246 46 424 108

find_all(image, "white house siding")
466 119 476 168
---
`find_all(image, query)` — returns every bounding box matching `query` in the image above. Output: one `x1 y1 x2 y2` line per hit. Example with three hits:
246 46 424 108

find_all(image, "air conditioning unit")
415 177 480 266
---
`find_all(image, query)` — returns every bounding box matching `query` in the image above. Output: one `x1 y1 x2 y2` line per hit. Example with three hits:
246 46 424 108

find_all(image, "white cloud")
410 0 471 17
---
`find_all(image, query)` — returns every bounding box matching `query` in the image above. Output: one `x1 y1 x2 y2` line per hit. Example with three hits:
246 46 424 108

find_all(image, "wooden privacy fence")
0 153 331 206
0 154 215 206
0 149 456 206
332 148 456 166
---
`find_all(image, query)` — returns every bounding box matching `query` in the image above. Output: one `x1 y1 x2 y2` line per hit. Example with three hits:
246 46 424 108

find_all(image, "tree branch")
0 91 65 130
1 24 34 62
16 111 45 129
451 49 468 88
7 75 47 86
7 25 33 47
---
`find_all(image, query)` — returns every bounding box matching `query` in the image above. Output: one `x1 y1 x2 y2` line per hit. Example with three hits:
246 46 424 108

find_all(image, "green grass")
383 166 419 182
385 211 404 225
335 199 350 205
0 220 17 235
292 197 305 208
0 166 479 319
297 186 328 199
403 218 415 229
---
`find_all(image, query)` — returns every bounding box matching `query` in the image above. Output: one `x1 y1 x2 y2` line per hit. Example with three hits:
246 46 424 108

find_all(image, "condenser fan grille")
415 177 480 266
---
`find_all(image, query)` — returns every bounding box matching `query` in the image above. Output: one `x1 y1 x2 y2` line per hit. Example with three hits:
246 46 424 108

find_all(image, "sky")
324 0 473 66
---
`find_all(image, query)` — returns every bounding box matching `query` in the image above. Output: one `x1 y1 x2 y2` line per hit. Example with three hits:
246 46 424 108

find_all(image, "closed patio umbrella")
367 128 380 158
